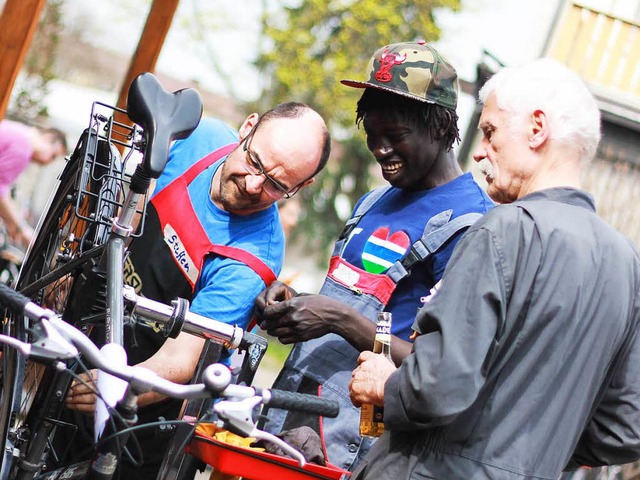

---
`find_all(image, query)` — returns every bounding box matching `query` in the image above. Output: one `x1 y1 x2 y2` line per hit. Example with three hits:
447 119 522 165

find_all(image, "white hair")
479 58 601 161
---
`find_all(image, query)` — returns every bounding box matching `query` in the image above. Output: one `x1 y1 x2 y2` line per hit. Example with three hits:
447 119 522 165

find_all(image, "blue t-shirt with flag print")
340 172 493 340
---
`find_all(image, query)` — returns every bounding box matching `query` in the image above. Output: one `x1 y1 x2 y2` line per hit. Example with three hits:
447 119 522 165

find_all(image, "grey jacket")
351 188 640 480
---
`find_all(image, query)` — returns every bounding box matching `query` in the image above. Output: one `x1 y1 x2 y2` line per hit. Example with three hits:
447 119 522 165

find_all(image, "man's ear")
299 177 315 190
529 109 549 149
238 113 260 140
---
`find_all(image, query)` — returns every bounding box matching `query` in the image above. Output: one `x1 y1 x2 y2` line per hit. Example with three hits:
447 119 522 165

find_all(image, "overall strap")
387 210 483 283
333 185 392 255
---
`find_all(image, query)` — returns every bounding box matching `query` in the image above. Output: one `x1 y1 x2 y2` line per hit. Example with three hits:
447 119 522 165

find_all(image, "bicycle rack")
74 102 149 242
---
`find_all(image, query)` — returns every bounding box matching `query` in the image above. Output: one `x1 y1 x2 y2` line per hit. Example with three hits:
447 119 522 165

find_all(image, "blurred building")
460 0 640 249
547 0 640 249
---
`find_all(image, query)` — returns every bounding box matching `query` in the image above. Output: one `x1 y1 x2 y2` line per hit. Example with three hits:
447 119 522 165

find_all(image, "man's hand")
66 369 98 414
255 283 413 362
257 293 346 344
349 351 396 408
254 280 298 316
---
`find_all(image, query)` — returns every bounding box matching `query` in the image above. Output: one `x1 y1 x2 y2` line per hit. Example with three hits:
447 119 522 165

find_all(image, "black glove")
251 425 326 466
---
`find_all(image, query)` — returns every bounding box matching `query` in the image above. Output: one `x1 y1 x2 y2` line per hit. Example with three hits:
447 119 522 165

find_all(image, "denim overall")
264 185 482 471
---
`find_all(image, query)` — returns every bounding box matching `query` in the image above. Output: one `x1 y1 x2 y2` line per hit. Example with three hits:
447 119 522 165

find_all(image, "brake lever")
213 396 262 437
0 318 78 363
213 397 306 466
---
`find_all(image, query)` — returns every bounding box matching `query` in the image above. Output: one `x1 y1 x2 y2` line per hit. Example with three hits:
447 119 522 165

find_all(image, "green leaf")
257 0 461 263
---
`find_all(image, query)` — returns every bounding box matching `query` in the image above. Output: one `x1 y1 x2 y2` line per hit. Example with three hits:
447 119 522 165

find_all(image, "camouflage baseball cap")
341 40 458 110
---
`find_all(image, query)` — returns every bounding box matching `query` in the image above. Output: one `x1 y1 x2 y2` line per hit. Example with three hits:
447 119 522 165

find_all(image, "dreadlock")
355 88 460 151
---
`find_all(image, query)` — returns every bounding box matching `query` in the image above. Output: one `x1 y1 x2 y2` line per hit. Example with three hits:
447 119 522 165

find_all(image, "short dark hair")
41 126 68 152
355 88 460 151
261 102 331 176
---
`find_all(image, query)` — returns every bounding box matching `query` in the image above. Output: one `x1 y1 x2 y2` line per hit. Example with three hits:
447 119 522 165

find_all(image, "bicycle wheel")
0 130 122 480
0 313 27 480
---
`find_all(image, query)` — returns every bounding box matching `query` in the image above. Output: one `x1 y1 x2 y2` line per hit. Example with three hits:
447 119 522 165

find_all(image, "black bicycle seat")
126 72 203 178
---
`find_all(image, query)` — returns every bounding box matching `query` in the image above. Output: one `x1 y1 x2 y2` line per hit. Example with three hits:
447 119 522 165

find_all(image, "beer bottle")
359 311 392 437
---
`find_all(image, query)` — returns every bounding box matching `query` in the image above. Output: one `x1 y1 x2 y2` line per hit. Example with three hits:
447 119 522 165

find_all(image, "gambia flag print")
361 227 410 274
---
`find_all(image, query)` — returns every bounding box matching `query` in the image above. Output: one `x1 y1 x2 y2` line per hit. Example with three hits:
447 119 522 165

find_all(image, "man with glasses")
65 102 331 478
242 124 305 200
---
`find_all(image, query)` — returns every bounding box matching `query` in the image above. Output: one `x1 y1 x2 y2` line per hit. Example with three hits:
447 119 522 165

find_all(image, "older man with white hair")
349 59 640 480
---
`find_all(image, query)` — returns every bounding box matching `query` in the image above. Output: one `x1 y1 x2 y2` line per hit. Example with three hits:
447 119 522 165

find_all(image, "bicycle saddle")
126 72 203 178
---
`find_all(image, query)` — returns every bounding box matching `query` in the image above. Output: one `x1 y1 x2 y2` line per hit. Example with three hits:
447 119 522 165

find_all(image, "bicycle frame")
88 109 147 443
62 76 205 477
0 73 203 480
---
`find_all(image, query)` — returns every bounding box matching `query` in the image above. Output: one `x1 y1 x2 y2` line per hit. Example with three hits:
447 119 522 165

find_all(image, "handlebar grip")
264 389 340 419
0 282 30 313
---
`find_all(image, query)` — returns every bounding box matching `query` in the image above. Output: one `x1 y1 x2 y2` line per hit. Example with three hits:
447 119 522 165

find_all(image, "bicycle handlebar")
261 388 340 418
0 280 30 312
0 282 339 417
122 286 243 348
122 285 269 386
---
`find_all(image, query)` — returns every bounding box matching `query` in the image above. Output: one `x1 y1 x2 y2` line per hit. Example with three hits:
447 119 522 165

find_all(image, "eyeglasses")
242 125 302 199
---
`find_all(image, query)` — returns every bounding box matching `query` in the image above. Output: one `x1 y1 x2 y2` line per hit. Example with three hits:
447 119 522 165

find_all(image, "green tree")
255 0 461 264
13 0 65 121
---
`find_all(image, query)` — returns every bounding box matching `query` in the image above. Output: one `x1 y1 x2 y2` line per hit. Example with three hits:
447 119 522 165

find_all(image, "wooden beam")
116 0 180 114
0 0 47 120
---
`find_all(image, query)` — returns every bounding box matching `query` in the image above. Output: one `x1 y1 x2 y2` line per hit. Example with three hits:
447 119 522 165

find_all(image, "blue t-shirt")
157 117 285 332
341 172 493 340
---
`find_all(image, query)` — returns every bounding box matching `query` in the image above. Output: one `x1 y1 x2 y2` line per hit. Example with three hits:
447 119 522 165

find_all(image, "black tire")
0 314 27 480
0 130 122 480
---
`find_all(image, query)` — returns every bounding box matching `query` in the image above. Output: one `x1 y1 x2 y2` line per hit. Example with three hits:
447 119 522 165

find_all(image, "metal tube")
130 293 242 348
105 236 125 345
116 190 143 232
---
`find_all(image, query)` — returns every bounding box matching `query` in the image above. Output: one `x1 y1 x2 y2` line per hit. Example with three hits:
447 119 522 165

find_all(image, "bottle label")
373 320 391 356
361 313 392 437
376 323 391 336
360 403 385 437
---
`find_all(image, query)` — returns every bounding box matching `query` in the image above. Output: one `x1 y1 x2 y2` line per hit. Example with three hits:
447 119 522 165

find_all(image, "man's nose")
472 145 486 163
371 142 393 160
244 172 267 195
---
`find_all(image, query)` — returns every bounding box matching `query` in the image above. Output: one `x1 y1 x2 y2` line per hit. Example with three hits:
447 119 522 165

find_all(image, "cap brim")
340 79 370 89
340 79 437 104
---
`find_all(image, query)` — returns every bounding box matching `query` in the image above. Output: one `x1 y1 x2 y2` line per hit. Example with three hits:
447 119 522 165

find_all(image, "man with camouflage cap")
343 40 458 109
349 59 640 479
255 41 493 470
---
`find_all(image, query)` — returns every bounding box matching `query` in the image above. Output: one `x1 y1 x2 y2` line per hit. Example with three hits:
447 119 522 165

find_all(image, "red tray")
187 433 350 480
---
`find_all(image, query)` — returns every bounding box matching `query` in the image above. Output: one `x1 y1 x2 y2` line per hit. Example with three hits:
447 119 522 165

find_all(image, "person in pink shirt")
0 119 67 246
